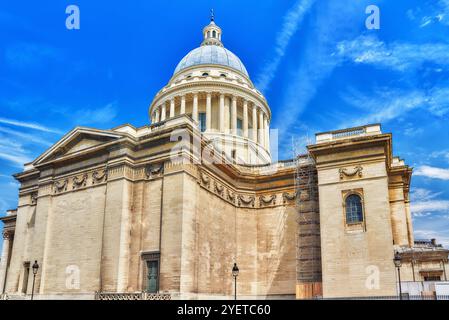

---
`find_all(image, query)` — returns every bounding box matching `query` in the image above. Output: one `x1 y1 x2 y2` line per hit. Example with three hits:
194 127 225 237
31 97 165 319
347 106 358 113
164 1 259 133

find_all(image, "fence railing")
95 292 171 300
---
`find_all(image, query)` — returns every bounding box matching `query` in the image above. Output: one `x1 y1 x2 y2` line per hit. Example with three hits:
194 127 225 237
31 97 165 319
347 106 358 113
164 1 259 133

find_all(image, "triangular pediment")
32 127 125 165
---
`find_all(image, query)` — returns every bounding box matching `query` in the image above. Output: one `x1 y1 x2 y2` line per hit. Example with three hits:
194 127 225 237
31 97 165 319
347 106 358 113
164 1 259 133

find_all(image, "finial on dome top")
201 11 223 47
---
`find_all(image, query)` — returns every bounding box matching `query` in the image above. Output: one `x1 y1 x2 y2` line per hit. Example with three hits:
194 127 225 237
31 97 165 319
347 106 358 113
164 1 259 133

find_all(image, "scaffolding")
293 137 322 298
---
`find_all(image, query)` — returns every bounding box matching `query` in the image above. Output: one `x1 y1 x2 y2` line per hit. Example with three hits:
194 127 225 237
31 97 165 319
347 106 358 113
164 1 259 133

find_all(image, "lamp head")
32 260 39 275
232 263 239 277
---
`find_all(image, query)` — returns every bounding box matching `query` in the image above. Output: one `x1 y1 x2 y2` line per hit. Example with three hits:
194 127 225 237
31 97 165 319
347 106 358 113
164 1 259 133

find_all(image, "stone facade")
1 17 447 300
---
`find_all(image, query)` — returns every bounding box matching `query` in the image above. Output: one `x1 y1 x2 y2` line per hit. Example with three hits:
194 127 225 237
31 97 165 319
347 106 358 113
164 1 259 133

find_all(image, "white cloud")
0 117 63 134
415 165 449 180
73 102 118 125
411 200 449 214
0 137 32 167
273 1 370 152
407 0 449 27
338 86 449 127
336 34 449 72
0 127 53 146
411 188 443 202
255 0 315 92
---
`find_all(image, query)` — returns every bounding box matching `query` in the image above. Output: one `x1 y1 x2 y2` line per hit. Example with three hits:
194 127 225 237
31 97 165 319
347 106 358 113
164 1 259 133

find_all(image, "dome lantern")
201 10 223 47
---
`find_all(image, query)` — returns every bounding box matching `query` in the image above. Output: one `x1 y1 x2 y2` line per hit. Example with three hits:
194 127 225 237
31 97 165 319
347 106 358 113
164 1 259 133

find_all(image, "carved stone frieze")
339 165 363 180
54 178 68 193
92 169 108 184
30 192 38 205
283 191 296 204
214 181 224 196
259 194 277 207
73 173 88 189
145 163 164 179
238 194 255 208
200 172 210 188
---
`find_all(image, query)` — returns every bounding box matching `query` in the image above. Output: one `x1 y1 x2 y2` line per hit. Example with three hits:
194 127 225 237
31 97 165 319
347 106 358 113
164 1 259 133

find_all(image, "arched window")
207 31 211 38
345 194 363 224
202 72 209 77
212 30 216 38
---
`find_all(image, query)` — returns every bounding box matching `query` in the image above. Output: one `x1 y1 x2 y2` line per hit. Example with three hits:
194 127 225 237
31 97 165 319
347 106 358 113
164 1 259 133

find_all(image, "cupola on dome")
173 15 249 77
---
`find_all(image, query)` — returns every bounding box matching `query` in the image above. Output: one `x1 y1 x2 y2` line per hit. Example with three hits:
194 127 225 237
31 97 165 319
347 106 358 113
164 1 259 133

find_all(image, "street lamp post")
232 263 239 301
31 260 39 300
393 252 402 300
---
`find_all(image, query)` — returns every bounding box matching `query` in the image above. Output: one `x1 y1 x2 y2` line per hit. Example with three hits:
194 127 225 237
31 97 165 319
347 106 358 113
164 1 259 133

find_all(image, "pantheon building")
1 17 448 300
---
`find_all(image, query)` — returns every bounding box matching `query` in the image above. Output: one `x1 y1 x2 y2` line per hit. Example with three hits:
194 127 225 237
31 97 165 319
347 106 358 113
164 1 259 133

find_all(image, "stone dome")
173 16 249 78
173 45 249 77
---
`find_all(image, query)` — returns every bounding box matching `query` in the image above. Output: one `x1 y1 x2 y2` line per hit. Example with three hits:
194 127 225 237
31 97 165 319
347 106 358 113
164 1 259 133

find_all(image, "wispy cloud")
338 86 449 127
0 117 63 134
336 34 449 72
407 0 449 27
412 200 449 215
0 127 53 146
73 102 119 125
415 165 449 180
273 1 371 152
410 187 449 216
0 137 32 167
255 0 315 92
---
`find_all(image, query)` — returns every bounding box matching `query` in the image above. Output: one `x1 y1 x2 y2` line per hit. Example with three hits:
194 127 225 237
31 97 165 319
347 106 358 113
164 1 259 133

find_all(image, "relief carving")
54 179 68 193
339 165 363 179
283 191 296 203
145 163 164 179
200 172 210 188
30 192 38 205
259 194 277 207
227 190 236 202
214 181 224 196
72 173 88 189
92 169 108 184
238 195 255 208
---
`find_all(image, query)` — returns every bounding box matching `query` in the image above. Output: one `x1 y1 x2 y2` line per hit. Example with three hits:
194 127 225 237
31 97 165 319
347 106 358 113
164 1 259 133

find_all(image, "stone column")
180 95 186 114
160 103 166 121
231 96 237 135
243 100 248 138
219 94 225 132
192 93 198 122
263 115 269 149
169 98 175 118
265 120 270 151
0 232 12 293
252 105 258 142
206 93 212 131
155 108 160 123
259 110 264 146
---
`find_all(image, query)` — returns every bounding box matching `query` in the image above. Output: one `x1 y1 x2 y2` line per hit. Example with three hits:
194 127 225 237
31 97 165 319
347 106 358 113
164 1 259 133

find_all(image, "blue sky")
1 0 449 250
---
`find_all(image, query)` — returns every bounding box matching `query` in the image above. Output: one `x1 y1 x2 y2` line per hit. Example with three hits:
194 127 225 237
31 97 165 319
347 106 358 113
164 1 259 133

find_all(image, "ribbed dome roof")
173 45 249 77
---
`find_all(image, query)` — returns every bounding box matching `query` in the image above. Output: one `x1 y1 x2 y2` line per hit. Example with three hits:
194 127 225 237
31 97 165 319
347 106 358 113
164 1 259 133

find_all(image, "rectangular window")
237 119 243 136
199 112 206 132
141 252 160 293
424 275 441 281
